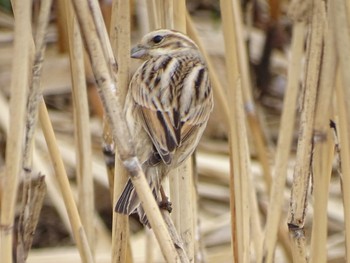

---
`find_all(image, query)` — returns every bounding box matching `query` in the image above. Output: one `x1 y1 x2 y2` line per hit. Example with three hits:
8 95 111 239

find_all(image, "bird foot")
159 199 172 213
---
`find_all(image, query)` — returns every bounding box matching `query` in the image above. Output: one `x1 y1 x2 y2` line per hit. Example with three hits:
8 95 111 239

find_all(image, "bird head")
130 29 198 59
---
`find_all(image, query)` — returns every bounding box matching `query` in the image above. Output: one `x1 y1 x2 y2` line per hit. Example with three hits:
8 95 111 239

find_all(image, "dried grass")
1 0 350 263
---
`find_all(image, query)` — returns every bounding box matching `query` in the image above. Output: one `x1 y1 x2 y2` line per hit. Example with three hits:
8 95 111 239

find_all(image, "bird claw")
159 200 172 213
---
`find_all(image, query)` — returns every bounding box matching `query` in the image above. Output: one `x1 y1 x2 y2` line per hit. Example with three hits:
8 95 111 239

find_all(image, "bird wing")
130 55 213 165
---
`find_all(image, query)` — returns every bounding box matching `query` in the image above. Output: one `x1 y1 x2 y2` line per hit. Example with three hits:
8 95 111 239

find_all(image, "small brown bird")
115 29 213 225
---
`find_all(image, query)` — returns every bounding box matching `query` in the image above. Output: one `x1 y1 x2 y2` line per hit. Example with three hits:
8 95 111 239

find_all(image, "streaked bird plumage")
115 29 213 225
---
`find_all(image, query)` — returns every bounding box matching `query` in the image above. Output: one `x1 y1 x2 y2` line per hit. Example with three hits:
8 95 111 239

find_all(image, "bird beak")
131 45 147 59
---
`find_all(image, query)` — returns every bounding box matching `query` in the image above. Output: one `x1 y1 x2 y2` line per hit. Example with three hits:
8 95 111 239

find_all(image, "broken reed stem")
109 1 131 263
65 0 95 256
17 174 47 261
231 0 272 193
38 99 94 263
71 0 187 261
287 0 325 260
0 1 32 262
309 3 337 261
260 21 305 263
18 0 52 260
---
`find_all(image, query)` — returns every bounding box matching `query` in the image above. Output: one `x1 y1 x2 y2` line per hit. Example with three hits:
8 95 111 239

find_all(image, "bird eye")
152 35 164 44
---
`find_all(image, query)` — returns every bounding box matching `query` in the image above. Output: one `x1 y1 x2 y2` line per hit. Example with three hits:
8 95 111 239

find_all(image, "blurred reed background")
0 0 350 262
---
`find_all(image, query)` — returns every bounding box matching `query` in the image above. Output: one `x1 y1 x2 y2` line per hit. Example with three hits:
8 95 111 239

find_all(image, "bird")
114 29 213 226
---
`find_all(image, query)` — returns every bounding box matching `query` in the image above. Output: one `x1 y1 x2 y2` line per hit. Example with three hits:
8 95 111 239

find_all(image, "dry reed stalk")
260 20 305 263
231 0 272 193
23 0 52 171
330 10 350 262
170 2 196 261
32 146 72 232
309 4 337 261
56 0 69 52
33 136 113 249
16 174 46 261
145 229 156 263
38 100 94 263
287 0 325 260
0 1 32 262
64 0 95 257
234 79 253 263
335 69 350 263
71 0 188 261
176 159 195 261
310 130 334 263
134 0 149 35
220 0 251 261
332 0 350 148
109 1 132 263
17 0 52 260
161 0 173 29
332 1 350 259
146 0 160 30
187 18 233 256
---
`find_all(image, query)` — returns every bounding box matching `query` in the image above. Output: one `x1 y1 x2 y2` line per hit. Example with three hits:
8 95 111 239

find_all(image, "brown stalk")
71 0 188 261
287 0 325 261
0 0 32 262
64 0 96 257
109 1 132 263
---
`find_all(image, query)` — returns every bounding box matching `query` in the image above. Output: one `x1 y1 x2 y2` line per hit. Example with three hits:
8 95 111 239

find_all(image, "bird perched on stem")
115 29 213 226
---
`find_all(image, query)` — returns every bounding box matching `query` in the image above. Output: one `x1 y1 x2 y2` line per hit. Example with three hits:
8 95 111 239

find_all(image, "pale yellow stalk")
0 1 32 262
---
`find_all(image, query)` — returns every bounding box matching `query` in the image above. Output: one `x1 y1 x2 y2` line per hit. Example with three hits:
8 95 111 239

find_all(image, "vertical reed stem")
309 2 337 261
232 0 272 193
332 0 350 259
220 0 252 261
260 21 305 263
0 1 31 262
110 0 132 262
39 100 94 263
287 0 325 260
65 0 95 257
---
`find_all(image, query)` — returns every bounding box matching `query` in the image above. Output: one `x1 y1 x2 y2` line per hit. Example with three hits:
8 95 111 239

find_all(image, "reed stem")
0 1 32 262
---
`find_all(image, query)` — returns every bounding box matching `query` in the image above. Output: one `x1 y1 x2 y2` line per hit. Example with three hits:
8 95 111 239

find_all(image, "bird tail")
114 166 163 226
114 179 139 214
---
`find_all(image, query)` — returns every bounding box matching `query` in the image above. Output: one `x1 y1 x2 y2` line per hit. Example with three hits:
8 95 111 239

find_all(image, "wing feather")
130 52 213 166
